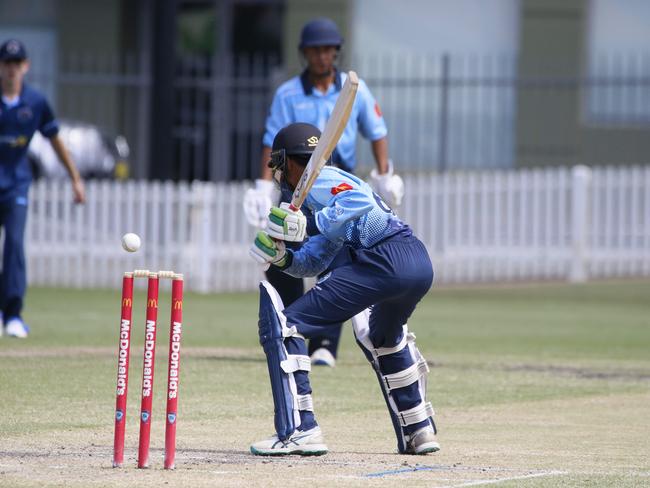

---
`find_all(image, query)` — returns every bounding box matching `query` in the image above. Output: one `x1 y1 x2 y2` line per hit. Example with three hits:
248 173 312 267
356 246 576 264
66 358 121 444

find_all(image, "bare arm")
49 135 86 203
371 136 389 175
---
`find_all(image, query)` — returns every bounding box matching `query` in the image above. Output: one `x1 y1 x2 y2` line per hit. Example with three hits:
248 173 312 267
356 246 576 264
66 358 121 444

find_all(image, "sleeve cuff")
273 249 293 270
41 120 60 138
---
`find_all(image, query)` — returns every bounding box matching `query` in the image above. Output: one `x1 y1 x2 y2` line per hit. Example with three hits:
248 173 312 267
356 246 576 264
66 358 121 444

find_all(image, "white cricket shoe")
5 317 29 338
250 426 328 456
310 348 336 367
405 426 440 455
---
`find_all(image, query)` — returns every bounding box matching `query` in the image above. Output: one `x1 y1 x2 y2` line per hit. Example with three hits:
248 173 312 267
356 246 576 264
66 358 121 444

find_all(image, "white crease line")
442 470 567 487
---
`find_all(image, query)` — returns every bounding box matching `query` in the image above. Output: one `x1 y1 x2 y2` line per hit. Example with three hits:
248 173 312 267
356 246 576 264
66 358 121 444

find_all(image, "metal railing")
25 51 650 181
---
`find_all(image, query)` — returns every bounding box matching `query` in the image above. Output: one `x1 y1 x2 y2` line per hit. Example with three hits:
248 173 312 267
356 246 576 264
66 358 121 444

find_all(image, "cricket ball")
121 233 141 253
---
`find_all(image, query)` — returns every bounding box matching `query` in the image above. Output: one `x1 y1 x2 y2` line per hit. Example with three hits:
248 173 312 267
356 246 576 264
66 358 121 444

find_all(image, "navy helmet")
0 39 28 62
299 18 343 49
269 123 321 171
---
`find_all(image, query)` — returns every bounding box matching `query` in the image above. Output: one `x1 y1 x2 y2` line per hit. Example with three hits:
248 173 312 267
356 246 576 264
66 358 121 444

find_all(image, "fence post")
189 181 213 293
438 53 450 172
569 165 592 283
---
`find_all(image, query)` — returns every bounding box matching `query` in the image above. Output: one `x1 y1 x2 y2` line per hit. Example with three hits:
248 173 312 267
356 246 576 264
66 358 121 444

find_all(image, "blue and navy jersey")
263 70 387 172
0 83 59 191
284 166 407 277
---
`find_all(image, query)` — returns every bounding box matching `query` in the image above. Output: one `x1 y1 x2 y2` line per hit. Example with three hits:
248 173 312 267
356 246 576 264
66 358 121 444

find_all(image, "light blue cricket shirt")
262 70 387 172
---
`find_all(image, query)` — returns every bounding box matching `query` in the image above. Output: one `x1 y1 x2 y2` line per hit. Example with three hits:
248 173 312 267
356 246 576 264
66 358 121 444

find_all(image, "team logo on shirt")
14 135 28 147
374 102 383 117
17 107 33 122
330 182 353 195
0 135 28 147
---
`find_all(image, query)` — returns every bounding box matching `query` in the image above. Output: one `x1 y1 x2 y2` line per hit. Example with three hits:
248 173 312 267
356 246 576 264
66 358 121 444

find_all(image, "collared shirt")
0 83 59 192
263 70 387 172
283 166 406 277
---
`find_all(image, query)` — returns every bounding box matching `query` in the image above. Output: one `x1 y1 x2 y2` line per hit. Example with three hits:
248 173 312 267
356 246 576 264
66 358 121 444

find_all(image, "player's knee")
369 325 405 349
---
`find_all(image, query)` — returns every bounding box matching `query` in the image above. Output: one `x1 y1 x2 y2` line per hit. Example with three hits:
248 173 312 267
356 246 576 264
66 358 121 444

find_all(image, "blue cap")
0 39 28 61
299 18 343 49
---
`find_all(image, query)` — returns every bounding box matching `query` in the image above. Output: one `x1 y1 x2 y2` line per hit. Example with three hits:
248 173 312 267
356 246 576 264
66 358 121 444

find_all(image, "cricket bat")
289 71 359 210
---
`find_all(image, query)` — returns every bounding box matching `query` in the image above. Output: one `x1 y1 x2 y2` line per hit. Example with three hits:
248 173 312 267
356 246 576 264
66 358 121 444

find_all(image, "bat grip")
288 203 299 212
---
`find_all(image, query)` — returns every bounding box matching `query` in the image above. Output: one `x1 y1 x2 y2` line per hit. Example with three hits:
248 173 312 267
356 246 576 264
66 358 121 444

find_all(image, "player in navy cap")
244 18 404 367
0 38 86 338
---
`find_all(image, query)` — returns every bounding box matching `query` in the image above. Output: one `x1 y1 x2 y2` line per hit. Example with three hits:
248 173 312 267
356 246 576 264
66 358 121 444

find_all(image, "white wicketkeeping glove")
369 160 405 207
243 179 276 228
266 202 307 242
249 231 288 271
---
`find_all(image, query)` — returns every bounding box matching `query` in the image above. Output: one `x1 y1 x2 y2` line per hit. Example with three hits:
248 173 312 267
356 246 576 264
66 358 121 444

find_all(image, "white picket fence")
25 165 650 293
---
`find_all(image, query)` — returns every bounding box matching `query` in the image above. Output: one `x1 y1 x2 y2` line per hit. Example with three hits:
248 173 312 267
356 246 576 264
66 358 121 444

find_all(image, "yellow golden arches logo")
147 299 158 308
122 298 132 307
173 300 183 310
307 136 319 147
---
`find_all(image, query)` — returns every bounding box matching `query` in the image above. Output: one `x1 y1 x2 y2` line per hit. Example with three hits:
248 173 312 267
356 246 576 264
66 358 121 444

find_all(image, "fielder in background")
244 18 404 367
0 39 86 338
249 123 438 456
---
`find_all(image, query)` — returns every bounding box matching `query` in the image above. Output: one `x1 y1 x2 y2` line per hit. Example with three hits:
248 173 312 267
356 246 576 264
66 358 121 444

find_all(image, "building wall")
350 0 519 58
57 0 121 54
516 0 650 167
56 0 122 133
516 0 584 166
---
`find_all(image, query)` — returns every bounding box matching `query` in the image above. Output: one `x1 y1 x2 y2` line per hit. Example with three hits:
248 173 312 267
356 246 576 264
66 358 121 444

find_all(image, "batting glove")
249 231 288 269
369 160 405 207
266 202 307 242
243 179 276 228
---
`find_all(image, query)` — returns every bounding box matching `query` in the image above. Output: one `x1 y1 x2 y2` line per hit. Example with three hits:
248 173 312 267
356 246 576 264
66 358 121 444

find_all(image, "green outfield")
1 280 649 487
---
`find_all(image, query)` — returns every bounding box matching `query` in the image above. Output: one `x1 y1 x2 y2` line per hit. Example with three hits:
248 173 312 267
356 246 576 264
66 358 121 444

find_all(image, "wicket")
112 269 184 469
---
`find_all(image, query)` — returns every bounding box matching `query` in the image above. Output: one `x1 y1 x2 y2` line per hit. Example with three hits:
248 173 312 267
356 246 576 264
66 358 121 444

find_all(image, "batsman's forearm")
282 236 342 278
371 137 389 175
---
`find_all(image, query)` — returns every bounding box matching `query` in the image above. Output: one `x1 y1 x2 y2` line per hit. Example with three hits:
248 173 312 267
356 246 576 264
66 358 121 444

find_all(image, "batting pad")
352 308 436 454
258 281 311 441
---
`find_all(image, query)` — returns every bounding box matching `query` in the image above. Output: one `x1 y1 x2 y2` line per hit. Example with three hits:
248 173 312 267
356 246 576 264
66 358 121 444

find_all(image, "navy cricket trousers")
0 195 28 319
284 232 434 347
282 232 434 432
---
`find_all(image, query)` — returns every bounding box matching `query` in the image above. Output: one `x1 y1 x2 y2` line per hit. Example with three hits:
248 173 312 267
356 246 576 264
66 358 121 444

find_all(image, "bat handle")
288 203 299 212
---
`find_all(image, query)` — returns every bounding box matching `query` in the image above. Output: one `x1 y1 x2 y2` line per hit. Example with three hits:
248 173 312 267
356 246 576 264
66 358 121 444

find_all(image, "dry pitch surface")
1 281 649 487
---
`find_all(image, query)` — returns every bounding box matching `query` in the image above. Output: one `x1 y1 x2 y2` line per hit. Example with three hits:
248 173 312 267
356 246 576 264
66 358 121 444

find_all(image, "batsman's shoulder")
307 167 361 204
314 167 358 191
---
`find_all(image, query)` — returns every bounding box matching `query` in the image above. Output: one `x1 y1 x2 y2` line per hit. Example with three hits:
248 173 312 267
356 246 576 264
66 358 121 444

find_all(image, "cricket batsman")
249 122 439 456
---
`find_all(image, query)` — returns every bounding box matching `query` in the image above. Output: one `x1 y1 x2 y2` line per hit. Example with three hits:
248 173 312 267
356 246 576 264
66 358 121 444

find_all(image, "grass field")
1 280 649 487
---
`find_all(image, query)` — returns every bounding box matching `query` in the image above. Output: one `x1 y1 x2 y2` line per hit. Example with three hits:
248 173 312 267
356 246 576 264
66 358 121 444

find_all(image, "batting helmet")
269 123 321 171
298 18 343 49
